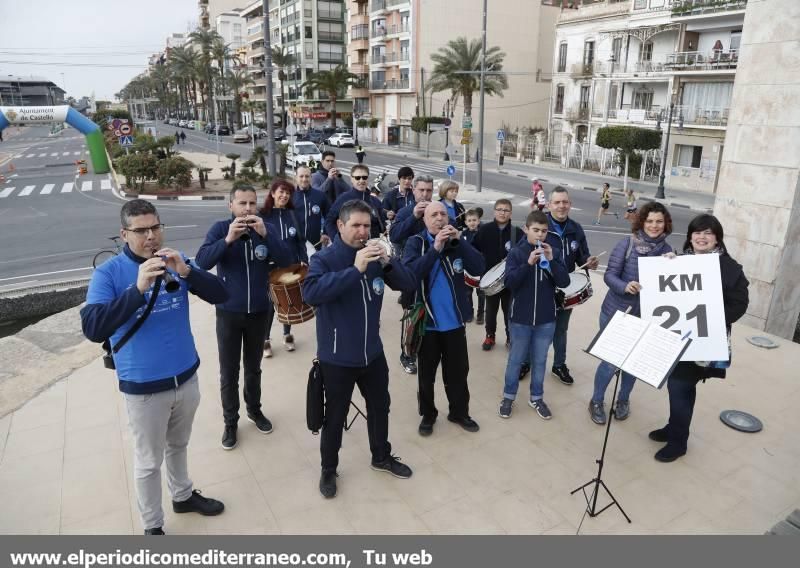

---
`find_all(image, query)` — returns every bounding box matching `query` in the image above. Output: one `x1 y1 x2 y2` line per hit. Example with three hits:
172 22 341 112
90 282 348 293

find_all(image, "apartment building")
199 0 247 30
347 0 559 148
242 0 350 128
549 0 746 193
216 10 246 51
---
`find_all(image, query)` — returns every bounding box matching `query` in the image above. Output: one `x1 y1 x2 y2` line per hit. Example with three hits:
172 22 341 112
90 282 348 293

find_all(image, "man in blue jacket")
195 186 292 451
80 199 228 535
403 202 485 437
545 187 599 386
312 150 350 203
381 166 415 221
302 200 418 499
292 165 330 250
324 164 386 240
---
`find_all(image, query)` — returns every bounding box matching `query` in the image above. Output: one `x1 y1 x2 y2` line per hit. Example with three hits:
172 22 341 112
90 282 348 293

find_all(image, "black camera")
102 340 116 370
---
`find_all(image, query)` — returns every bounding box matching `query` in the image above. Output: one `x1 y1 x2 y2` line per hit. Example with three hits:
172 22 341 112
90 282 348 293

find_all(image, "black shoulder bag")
306 358 325 434
102 278 163 370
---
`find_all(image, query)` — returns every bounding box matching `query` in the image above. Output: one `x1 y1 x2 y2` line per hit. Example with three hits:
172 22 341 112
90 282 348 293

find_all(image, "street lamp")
655 101 675 199
443 99 453 161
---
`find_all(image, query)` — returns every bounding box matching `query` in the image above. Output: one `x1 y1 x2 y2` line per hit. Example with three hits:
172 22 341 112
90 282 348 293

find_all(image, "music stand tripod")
571 367 632 523
345 401 367 431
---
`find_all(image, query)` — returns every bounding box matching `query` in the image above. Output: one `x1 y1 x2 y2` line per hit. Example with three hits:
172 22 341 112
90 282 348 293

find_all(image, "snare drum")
479 260 506 296
269 264 316 324
464 271 480 289
558 272 593 309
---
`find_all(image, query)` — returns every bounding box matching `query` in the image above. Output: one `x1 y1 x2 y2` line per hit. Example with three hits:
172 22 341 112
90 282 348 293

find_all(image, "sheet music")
622 325 687 388
587 311 649 369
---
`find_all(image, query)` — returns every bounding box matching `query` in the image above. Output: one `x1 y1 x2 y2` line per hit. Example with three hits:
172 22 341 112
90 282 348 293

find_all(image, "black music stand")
570 367 631 523
345 401 367 431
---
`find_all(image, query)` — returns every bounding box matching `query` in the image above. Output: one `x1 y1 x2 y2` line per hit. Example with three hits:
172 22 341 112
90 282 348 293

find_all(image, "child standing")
499 210 570 420
461 208 486 324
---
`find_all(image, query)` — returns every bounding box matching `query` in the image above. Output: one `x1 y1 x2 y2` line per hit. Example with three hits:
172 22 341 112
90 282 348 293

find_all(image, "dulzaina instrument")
269 264 315 324
361 235 395 265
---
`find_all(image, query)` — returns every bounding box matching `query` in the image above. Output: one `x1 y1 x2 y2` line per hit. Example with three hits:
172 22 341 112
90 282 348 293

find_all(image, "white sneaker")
283 334 295 352
263 340 273 358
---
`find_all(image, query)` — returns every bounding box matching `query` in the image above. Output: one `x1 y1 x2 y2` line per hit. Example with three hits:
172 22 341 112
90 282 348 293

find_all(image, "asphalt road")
0 125 693 289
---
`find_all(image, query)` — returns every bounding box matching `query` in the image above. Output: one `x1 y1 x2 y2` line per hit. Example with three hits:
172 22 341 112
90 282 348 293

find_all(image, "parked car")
168 118 178 126
326 132 355 147
285 141 323 169
305 130 325 144
178 119 188 128
233 129 252 143
216 125 231 136
186 120 196 130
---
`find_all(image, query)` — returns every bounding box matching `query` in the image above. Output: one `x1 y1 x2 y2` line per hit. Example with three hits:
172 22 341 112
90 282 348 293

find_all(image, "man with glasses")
381 166 415 221
472 199 522 351
196 186 293 451
312 150 351 203
324 164 386 240
81 199 229 535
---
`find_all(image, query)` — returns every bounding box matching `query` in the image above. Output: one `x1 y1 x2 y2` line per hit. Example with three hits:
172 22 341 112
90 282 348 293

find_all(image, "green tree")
271 46 295 128
301 65 358 128
427 37 508 160
226 69 255 129
189 28 224 122
595 126 662 190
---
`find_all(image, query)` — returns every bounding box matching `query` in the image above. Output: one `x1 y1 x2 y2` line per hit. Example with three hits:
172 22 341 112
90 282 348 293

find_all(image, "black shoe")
654 444 686 463
551 365 574 385
649 427 669 443
518 363 530 381
247 413 273 434
371 454 413 479
221 425 237 450
418 415 436 437
400 354 417 374
476 313 484 325
447 415 480 433
144 527 165 535
172 490 225 516
319 470 338 499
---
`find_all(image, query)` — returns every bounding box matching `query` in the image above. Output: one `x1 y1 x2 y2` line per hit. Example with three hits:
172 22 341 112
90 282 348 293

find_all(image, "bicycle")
92 236 124 268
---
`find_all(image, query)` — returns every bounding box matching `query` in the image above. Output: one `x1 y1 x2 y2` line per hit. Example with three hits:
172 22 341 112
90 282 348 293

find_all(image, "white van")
285 141 322 169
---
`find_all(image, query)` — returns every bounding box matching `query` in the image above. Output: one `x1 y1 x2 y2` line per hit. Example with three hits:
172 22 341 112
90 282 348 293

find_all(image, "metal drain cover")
720 410 763 433
747 336 779 349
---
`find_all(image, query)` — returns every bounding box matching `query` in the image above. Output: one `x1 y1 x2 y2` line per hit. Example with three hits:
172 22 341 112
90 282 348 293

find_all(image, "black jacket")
472 221 523 270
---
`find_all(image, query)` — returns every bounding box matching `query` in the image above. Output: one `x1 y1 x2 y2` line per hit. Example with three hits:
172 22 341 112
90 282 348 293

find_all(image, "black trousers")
485 288 511 338
319 353 391 472
417 327 470 420
265 297 291 340
665 362 703 450
466 288 486 317
216 309 268 426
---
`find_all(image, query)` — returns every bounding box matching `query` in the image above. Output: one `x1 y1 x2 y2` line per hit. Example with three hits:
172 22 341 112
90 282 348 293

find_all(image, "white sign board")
1 106 69 124
638 254 728 361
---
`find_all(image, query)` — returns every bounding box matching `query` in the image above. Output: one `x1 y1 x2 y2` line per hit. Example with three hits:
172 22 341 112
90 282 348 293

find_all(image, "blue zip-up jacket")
389 201 424 246
293 185 330 245
505 240 570 326
302 236 417 367
403 231 486 329
545 213 591 272
81 245 228 394
325 189 386 240
312 166 351 203
381 186 413 215
260 208 309 265
195 217 292 313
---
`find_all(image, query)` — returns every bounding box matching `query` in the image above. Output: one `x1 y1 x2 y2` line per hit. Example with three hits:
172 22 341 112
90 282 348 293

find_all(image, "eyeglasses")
125 224 165 236
352 175 369 181
494 208 512 213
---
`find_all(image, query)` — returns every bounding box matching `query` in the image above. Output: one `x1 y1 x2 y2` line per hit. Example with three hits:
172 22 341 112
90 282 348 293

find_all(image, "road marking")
0 187 14 198
100 179 112 190
61 182 74 193
166 224 199 229
25 153 35 158
41 183 55 194
73 151 81 156
38 153 47 157
19 185 36 196
81 181 92 191
50 153 59 157
0 266 93 283
62 152 71 156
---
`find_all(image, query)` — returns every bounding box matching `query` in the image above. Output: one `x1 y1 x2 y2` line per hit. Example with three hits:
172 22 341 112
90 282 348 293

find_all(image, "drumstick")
577 251 607 270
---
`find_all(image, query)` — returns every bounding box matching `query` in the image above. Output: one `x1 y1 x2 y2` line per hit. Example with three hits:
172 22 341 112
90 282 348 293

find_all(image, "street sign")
461 115 472 129
461 128 472 138
286 124 297 136
460 136 473 145
447 165 456 176
444 118 452 127
119 123 132 135
496 129 505 141
119 135 134 147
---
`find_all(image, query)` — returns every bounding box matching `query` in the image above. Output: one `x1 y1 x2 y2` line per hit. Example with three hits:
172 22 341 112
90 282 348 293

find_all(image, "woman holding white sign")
589 202 674 425
650 214 749 462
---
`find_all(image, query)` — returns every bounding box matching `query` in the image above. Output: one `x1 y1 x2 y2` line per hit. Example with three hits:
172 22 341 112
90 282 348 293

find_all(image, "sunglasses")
352 175 369 181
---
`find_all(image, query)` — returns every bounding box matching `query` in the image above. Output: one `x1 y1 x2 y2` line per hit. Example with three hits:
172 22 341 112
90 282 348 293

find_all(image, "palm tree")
169 45 202 118
427 37 508 159
226 69 255 129
301 65 358 129
189 28 223 121
270 46 295 128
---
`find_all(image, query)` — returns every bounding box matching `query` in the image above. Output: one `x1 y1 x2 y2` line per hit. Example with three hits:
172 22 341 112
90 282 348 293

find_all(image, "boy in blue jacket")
499 210 570 420
302 199 418 499
196 186 292 451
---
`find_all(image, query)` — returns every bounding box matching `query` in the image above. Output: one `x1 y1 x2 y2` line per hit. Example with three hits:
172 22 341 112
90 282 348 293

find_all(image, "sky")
0 0 199 101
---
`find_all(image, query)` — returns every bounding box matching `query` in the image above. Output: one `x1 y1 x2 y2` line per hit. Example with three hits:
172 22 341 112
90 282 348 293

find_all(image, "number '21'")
652 304 708 338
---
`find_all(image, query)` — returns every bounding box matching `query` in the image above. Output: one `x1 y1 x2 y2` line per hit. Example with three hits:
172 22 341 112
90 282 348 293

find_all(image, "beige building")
347 0 559 149
199 0 247 30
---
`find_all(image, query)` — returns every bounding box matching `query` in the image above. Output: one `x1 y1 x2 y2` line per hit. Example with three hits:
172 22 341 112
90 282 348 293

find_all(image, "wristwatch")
179 264 192 279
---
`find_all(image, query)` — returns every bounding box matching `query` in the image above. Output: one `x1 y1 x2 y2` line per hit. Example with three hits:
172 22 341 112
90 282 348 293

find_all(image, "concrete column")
713 0 800 338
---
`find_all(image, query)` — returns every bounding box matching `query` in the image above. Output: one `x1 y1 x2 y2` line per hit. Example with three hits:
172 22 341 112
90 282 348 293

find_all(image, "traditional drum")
464 271 481 289
558 271 594 309
479 260 506 296
269 264 315 324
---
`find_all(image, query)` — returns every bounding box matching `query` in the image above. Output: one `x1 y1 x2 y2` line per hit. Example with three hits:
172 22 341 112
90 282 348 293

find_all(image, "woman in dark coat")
650 214 749 462
589 202 674 425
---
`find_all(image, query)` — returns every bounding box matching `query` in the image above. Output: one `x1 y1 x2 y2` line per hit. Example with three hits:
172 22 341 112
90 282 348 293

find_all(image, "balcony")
385 23 410 36
593 59 669 77
280 13 299 25
370 52 409 65
350 62 369 74
565 104 590 122
665 50 738 72
569 63 594 78
318 31 345 42
319 53 346 64
671 0 747 19
318 9 344 20
607 105 663 124
370 0 409 13
371 78 410 90
674 105 730 127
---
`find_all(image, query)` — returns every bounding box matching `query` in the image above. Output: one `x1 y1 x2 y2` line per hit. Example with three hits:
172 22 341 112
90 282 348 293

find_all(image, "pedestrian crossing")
23 151 84 159
0 179 113 199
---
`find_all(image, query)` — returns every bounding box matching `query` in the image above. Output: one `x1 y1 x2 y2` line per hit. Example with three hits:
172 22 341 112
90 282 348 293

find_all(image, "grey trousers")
123 374 201 530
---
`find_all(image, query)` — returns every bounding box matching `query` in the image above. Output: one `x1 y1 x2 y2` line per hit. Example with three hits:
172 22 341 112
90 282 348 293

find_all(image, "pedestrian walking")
355 145 366 164
175 131 180 145
180 131 186 144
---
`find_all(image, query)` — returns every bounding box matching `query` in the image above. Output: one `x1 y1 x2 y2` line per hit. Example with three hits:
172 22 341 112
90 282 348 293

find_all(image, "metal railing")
594 59 669 75
569 63 594 78
318 9 343 19
674 105 730 126
565 104 590 121
671 0 748 17
370 52 408 64
351 24 369 40
370 78 410 90
665 50 739 70
318 31 344 41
